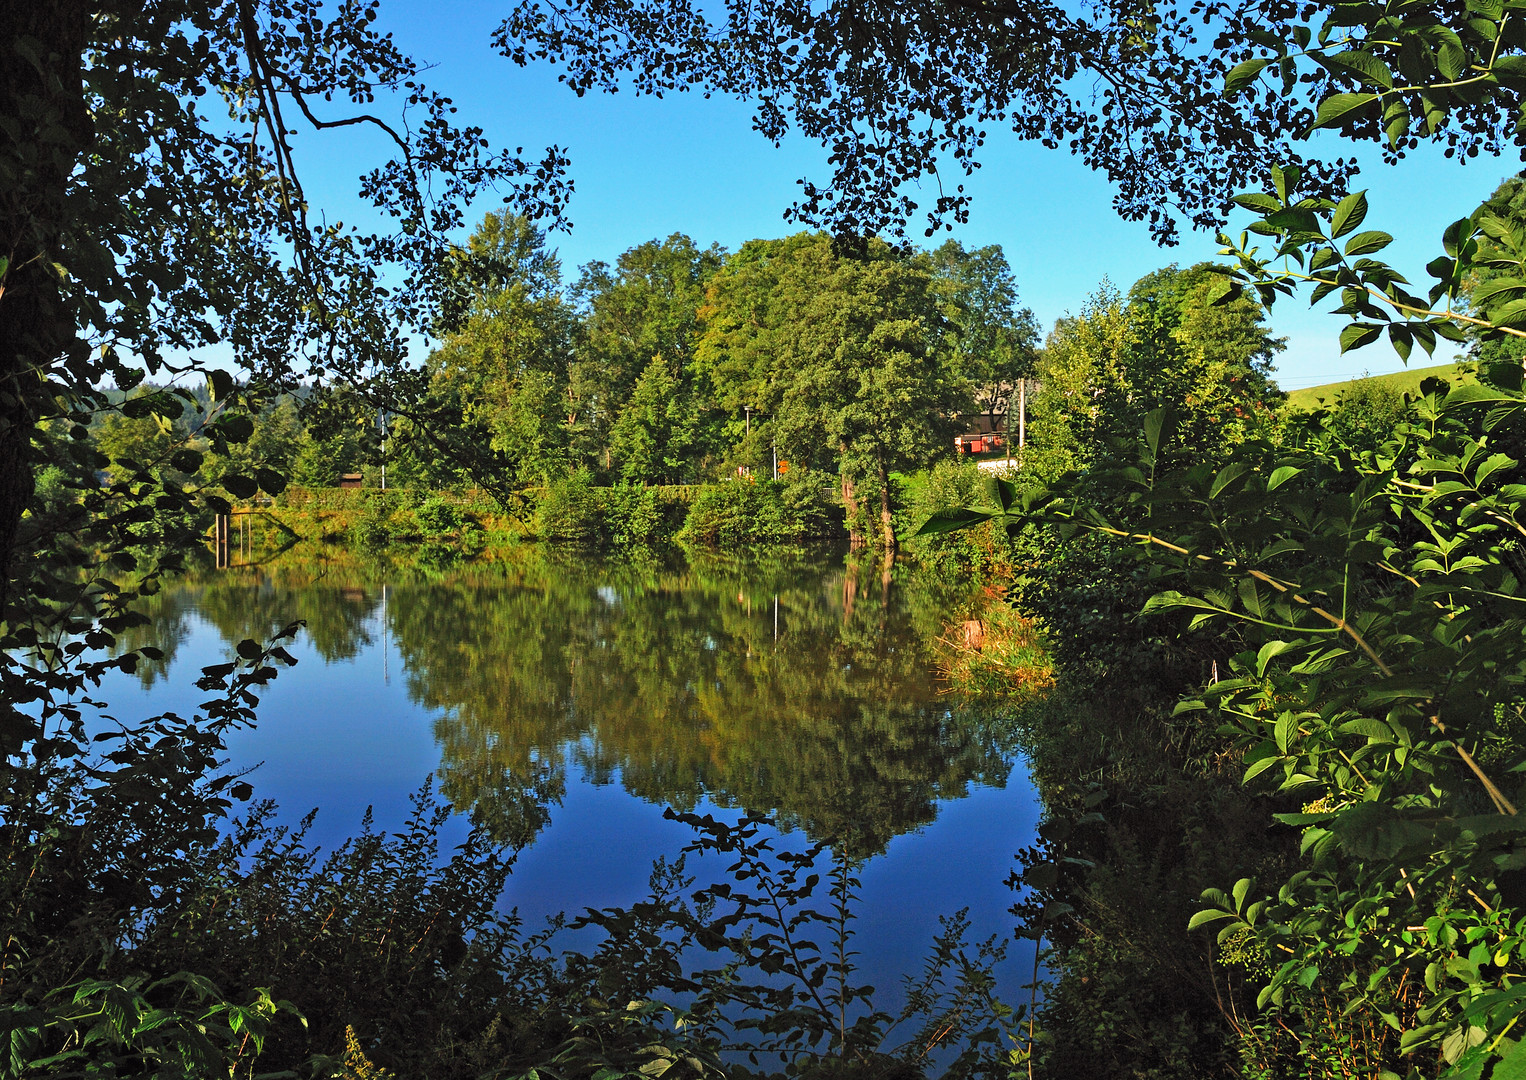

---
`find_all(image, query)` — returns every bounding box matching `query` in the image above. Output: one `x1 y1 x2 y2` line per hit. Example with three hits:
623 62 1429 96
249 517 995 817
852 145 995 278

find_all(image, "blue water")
95 553 1042 1026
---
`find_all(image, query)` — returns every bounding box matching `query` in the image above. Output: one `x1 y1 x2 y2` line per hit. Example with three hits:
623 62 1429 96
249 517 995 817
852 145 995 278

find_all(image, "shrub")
414 496 465 538
602 484 686 549
537 469 602 544
678 479 789 547
901 461 1014 575
778 467 842 539
679 473 842 548
351 503 393 552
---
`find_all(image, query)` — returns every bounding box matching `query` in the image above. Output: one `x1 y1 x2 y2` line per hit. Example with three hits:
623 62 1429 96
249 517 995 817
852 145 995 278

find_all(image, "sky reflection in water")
100 546 1041 1005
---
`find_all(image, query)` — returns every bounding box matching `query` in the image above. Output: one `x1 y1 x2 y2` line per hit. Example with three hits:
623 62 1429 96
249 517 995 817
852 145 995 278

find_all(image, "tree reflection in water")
127 546 1019 857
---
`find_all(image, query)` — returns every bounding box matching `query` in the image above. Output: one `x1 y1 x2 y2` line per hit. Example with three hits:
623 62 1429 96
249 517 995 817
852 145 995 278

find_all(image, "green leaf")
1325 50 1396 88
1263 466 1300 494
915 508 994 536
207 369 234 403
1488 1038 1526 1080
1272 811 1336 825
1492 54 1526 80
1188 909 1237 930
1437 39 1468 81
1256 640 1296 675
1210 461 1250 498
1343 230 1394 256
1224 58 1272 93
221 473 259 499
1274 712 1297 753
1329 191 1369 238
1206 278 1243 307
1339 717 1395 742
1329 802 1438 860
1384 100 1410 147
1339 323 1384 353
1312 92 1380 130
1272 164 1301 203
1143 406 1176 456
1465 275 1526 307
1442 383 1518 408
1232 192 1282 213
215 414 255 444
1484 296 1526 327
170 449 204 475
1022 862 1059 889
1265 208 1322 234
255 468 288 496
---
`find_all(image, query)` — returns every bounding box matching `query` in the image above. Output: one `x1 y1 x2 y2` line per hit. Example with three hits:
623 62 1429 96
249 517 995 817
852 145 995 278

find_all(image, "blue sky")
301 1 1524 392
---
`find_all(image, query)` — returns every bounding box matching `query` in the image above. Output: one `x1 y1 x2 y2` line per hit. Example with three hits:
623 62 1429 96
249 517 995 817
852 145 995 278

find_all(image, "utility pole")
379 408 387 491
1018 379 1027 464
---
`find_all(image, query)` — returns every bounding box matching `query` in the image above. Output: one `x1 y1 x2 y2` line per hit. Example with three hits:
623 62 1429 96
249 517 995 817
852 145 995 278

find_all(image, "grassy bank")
1281 360 1473 410
935 601 1054 699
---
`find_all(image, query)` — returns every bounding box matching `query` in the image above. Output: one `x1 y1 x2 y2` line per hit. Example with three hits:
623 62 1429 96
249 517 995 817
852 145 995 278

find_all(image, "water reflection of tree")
392 550 1017 857
121 549 1017 856
114 568 382 687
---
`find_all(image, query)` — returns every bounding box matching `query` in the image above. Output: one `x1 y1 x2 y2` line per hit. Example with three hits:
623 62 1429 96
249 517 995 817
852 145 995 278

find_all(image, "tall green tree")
574 234 726 457
607 356 701 484
418 214 578 491
762 236 967 552
924 241 1040 432
1028 264 1283 480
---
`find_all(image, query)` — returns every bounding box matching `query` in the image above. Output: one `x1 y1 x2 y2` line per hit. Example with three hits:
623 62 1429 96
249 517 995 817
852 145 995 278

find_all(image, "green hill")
1283 361 1474 411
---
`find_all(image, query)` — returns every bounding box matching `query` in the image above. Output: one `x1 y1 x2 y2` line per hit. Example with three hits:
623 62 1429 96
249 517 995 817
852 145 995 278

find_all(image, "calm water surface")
102 545 1040 1003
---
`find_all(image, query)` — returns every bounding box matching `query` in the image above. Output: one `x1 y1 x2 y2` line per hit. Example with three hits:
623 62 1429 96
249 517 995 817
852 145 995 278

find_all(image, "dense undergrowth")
922 365 1526 1078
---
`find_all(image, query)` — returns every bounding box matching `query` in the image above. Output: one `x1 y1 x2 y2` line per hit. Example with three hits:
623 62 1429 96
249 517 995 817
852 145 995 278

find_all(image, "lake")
99 543 1041 1024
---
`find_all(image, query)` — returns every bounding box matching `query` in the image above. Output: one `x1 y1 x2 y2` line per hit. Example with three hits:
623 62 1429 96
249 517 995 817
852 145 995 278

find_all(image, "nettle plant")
922 372 1526 1076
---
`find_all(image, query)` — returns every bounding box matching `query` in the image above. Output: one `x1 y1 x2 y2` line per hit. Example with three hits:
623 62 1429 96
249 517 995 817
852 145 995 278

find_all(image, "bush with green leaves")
537 468 603 544
415 496 467 538
936 370 1526 1078
678 474 841 548
601 483 687 549
902 462 1014 576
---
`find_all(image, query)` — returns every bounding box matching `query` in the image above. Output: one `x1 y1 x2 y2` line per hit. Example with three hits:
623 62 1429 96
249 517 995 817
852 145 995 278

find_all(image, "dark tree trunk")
0 1 93 612
876 455 895 554
841 470 862 548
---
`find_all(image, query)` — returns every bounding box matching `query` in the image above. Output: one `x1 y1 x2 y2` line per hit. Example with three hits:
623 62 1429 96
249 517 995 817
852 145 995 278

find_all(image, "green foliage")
1282 362 1473 413
415 497 468 538
677 475 841 548
538 469 604 545
535 472 693 549
923 240 1040 431
352 503 395 553
600 483 689 549
608 356 702 484
415 215 578 498
1318 372 1411 448
1027 264 1282 482
947 368 1526 1076
901 462 1013 576
696 233 968 549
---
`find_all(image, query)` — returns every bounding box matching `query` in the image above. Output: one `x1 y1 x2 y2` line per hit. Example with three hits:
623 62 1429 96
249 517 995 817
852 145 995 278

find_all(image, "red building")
954 415 1007 456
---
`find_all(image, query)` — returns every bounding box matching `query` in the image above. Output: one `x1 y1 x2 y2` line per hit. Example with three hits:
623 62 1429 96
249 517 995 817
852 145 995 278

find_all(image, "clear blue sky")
299 1 1525 393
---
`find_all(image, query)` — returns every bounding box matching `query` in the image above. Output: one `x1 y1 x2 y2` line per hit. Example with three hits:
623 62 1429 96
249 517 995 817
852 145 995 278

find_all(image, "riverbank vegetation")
922 342 1526 1076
